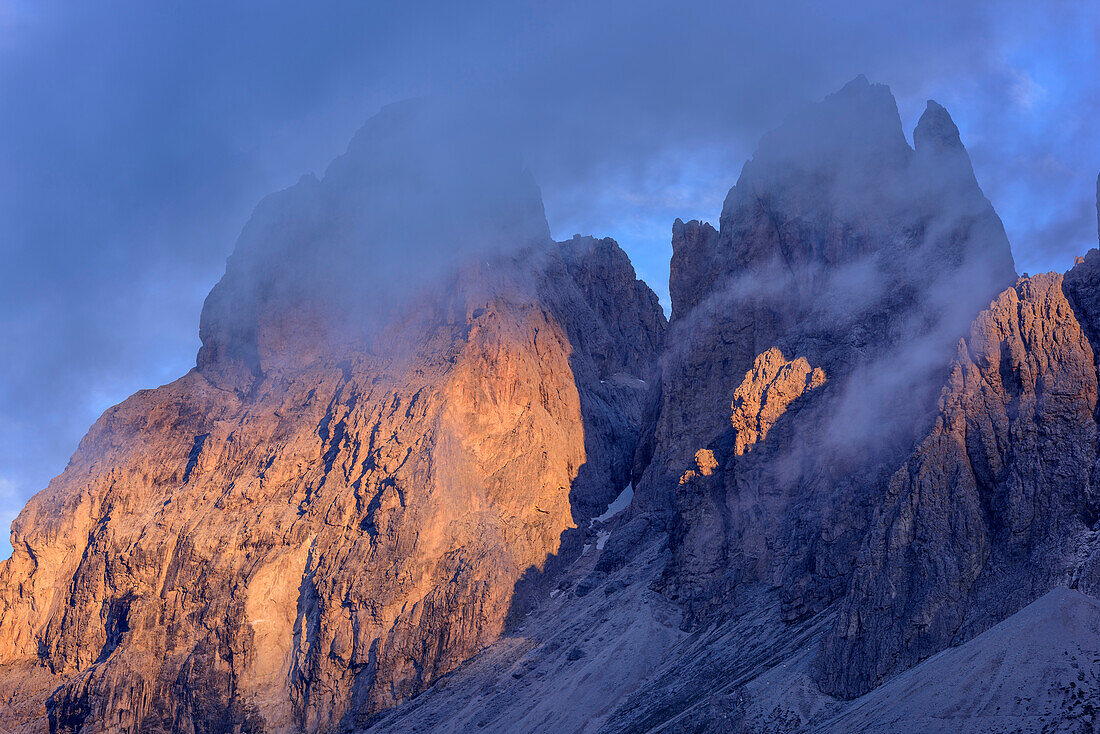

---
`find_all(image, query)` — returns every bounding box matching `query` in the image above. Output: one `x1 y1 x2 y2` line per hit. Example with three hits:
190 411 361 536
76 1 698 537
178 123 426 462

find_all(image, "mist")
1 0 1098 557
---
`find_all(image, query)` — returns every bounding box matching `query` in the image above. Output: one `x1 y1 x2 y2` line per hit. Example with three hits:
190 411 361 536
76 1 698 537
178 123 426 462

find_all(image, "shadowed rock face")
815 176 1100 700
636 76 1017 626
819 270 1100 697
3 77 1100 734
351 86 1096 730
0 104 666 733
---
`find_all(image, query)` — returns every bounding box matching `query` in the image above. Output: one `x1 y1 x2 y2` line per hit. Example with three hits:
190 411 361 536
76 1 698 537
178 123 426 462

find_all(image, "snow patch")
593 484 633 524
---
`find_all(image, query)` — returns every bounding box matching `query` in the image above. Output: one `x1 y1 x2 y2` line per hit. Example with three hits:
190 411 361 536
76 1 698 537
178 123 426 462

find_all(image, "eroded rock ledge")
730 348 826 456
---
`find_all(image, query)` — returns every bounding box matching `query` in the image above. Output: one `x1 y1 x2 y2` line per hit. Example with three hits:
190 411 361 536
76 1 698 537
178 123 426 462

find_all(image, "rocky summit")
2 80 1100 734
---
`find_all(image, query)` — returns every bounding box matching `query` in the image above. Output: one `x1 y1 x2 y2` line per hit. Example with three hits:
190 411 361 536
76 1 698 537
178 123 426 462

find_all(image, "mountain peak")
828 73 887 104
842 73 870 88
914 99 964 152
746 76 908 173
197 98 552 383
0 100 666 730
695 79 1011 309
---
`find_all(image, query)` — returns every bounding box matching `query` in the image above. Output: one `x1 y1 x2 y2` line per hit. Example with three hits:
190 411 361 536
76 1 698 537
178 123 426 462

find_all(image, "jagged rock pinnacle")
3 77 1096 734
914 99 964 151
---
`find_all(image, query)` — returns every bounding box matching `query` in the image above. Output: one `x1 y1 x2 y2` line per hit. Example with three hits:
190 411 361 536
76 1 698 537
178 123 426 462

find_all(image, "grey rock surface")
3 79 1100 734
820 270 1100 697
816 588 1100 733
637 76 1017 633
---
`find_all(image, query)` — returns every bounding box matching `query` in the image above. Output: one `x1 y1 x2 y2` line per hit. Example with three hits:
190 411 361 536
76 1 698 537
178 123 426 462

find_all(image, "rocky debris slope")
814 588 1100 733
678 586 1100 733
0 103 665 734
359 532 686 734
636 76 1017 628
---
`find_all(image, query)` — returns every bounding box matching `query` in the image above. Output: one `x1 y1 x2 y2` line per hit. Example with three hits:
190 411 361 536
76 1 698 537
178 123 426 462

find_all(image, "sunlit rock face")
729 347 826 457
636 76 1018 627
0 103 665 733
3 74 1098 734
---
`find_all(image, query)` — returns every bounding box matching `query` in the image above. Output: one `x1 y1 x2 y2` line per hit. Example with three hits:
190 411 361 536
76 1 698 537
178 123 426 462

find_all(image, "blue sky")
1 1 1097 557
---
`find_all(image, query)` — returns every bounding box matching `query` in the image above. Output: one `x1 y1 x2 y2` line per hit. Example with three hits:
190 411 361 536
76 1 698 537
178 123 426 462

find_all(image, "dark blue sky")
1 0 1097 556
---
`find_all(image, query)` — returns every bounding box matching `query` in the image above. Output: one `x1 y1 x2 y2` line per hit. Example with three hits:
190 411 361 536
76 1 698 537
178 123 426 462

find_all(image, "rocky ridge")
2 79 1100 734
367 81 1100 732
638 76 1018 631
820 268 1100 697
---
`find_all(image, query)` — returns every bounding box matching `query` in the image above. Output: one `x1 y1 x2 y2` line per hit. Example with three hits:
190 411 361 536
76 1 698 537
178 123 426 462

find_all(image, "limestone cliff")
819 270 1100 697
728 348 826 457
0 103 665 733
637 76 1017 626
353 87 1098 732
4 78 1100 734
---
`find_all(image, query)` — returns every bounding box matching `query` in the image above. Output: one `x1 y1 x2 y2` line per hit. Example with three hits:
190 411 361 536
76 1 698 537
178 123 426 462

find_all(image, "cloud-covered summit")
1 1 1097 558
